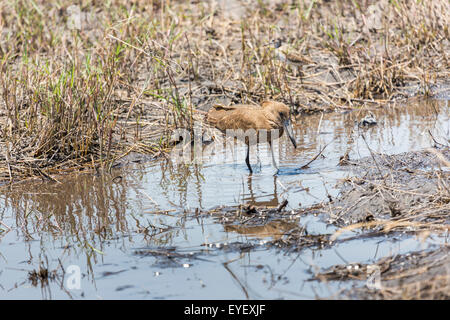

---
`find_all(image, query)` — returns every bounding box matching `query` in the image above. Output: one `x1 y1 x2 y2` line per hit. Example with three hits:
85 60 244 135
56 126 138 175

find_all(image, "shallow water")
0 99 448 299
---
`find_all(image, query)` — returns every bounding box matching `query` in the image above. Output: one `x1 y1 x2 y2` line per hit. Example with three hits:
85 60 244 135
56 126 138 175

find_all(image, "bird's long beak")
283 119 297 148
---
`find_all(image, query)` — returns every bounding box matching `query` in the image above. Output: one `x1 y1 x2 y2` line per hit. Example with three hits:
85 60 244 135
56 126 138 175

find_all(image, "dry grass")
0 0 448 183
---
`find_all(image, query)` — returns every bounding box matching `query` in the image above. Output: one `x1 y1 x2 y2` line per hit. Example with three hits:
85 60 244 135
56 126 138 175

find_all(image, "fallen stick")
299 140 333 170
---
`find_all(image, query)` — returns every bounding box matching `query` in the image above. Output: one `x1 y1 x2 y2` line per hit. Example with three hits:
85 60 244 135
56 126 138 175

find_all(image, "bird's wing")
280 49 313 64
206 104 261 126
217 109 272 132
205 105 231 126
210 104 261 111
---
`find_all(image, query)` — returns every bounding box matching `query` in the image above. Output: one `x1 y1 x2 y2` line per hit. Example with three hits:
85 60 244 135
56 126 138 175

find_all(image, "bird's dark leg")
246 143 252 173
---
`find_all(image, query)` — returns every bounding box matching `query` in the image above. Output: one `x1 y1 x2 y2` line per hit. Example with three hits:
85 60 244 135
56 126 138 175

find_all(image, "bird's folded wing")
206 105 236 125
210 104 260 111
207 104 259 123
206 105 268 131
281 49 313 64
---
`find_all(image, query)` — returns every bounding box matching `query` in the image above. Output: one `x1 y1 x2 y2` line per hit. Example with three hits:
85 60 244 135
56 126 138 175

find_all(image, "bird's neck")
264 110 283 130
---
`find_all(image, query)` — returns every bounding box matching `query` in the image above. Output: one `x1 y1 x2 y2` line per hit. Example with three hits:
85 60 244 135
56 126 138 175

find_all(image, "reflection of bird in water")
270 38 314 77
223 175 297 240
224 220 298 240
206 100 297 173
359 111 377 127
244 175 279 208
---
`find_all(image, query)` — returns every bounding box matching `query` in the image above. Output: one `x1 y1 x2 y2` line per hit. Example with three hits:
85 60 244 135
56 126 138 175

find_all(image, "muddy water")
0 99 448 299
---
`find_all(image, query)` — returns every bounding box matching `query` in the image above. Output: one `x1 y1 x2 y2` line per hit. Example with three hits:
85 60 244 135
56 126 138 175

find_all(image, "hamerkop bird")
206 100 297 173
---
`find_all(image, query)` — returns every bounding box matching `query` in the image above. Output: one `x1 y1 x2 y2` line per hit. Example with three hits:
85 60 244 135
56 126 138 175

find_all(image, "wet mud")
311 148 449 299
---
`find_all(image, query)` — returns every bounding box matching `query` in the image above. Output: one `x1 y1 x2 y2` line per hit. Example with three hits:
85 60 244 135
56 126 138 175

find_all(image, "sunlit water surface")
0 99 448 299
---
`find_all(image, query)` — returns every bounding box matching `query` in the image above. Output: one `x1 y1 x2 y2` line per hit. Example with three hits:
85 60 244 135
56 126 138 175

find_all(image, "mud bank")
313 148 449 298
331 148 450 226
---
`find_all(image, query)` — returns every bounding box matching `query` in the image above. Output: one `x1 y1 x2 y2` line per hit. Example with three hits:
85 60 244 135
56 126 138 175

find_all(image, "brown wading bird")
206 101 297 173
271 38 313 77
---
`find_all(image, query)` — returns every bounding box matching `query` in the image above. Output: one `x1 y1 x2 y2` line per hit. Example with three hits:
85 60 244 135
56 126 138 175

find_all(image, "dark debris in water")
358 111 378 127
206 202 322 227
202 241 258 253
133 247 213 268
267 229 332 251
28 267 56 287
115 284 135 292
198 201 336 251
313 262 387 282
